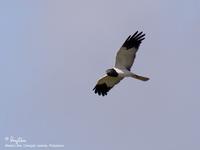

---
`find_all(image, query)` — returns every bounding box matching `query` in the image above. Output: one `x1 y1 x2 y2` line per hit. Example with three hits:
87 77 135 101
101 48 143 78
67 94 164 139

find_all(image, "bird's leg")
131 73 149 81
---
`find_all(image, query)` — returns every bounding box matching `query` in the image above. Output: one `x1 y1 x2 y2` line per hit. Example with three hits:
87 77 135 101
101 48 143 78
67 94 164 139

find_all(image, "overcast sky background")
0 0 200 150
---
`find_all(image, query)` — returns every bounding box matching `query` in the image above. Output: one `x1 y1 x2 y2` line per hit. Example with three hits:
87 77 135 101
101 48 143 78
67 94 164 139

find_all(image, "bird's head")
106 68 118 77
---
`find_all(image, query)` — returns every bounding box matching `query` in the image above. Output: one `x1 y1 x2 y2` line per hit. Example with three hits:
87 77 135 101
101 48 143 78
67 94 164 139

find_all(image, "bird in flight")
93 31 149 96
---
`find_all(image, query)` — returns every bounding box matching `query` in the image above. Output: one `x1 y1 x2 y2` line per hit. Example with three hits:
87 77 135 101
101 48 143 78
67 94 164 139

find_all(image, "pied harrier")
93 31 149 96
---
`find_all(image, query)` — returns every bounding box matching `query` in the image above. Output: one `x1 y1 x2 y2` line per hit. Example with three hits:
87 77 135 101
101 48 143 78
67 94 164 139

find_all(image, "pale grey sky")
1 0 200 150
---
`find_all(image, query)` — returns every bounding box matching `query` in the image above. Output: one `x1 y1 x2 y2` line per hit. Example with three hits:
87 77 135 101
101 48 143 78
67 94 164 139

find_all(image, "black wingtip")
122 31 145 49
93 83 111 96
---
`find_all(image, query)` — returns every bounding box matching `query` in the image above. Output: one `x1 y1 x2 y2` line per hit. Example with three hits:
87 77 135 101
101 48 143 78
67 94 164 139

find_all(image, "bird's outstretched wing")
93 75 123 96
115 31 145 71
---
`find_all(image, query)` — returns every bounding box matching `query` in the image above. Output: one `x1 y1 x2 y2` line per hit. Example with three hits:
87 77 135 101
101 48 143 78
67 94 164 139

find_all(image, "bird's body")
113 67 133 77
93 31 149 96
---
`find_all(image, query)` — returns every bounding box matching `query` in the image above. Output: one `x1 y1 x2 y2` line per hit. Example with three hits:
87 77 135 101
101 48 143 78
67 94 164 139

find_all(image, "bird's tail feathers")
131 74 149 81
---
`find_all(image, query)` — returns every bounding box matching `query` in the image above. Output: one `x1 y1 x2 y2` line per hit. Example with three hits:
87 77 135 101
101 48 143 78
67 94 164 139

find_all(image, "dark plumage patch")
106 68 118 77
122 31 145 49
93 83 112 96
